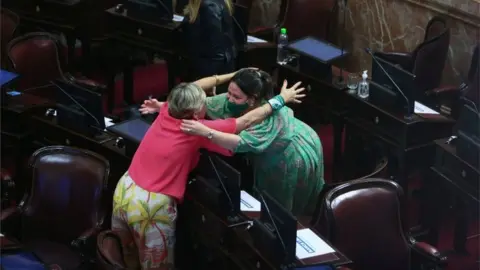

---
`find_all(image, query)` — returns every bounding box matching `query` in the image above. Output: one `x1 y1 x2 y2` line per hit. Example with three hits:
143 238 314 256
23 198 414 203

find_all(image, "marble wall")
250 0 480 84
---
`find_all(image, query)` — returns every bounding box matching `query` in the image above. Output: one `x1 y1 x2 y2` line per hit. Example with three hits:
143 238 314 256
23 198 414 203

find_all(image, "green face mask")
226 100 249 117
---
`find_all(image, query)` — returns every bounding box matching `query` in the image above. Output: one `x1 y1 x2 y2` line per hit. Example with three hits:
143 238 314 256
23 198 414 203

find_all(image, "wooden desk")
182 195 351 269
424 138 479 252
276 64 455 191
342 91 455 193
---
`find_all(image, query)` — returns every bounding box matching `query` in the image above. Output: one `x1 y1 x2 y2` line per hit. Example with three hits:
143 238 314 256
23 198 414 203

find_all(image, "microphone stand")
364 49 412 119
334 0 348 88
207 154 240 223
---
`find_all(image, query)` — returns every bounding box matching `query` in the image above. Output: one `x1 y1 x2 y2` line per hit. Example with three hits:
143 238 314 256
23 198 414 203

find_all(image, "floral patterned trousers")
112 172 177 270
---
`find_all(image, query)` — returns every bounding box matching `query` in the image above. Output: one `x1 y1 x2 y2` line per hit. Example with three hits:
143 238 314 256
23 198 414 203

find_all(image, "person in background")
141 69 324 215
112 70 304 269
181 0 236 92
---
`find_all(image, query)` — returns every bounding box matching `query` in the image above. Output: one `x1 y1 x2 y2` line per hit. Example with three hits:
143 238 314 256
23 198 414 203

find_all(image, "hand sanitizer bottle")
358 70 370 99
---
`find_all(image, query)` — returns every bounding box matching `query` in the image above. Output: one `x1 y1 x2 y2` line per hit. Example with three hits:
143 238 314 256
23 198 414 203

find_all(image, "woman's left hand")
280 80 306 104
181 120 212 137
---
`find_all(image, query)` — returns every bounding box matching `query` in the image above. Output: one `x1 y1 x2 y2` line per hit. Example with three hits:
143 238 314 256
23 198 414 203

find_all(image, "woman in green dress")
180 69 324 215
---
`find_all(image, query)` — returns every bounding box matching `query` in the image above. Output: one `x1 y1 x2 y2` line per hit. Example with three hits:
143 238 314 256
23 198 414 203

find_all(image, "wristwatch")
207 130 214 140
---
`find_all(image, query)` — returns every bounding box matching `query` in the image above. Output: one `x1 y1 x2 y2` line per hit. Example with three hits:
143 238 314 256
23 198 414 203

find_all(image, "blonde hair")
167 83 206 119
183 0 233 23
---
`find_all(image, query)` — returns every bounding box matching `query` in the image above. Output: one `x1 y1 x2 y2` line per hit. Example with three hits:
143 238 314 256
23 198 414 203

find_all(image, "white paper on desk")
296 228 335 259
240 190 261 212
414 101 440 115
104 117 115 128
247 35 268 43
173 14 184 22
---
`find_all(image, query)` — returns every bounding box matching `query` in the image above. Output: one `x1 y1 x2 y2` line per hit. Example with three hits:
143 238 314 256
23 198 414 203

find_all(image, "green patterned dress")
206 94 324 215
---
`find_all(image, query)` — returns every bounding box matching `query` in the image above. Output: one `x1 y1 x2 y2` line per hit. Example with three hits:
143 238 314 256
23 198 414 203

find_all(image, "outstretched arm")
181 81 305 150
194 72 236 94
234 80 305 132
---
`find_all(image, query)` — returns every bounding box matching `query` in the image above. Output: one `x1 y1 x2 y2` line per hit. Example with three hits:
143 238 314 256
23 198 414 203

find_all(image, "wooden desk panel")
424 139 479 252
183 196 351 269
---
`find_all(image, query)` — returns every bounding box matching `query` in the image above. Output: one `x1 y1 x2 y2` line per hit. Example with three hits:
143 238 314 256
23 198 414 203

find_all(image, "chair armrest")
0 206 19 222
249 25 279 43
71 226 103 251
425 85 460 97
73 77 107 92
374 52 412 71
0 206 22 235
411 241 448 266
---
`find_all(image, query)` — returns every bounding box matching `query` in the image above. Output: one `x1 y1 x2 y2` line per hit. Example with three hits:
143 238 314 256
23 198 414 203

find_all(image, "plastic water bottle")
358 70 370 98
277 28 288 64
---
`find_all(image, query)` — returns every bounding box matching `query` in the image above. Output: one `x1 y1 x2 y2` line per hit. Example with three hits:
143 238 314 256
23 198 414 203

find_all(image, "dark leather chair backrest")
1 9 19 68
411 16 450 94
282 0 337 42
96 231 127 270
20 146 109 244
311 157 388 228
322 179 411 270
7 32 66 90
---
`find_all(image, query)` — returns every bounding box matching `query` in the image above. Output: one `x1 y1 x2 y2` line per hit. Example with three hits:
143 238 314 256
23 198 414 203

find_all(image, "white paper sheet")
104 117 115 128
296 228 335 259
240 190 261 212
0 233 4 237
414 101 440 115
247 35 268 43
173 14 184 22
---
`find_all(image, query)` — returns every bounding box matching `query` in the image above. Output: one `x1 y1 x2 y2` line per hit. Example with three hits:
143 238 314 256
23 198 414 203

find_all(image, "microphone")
334 0 348 88
206 153 239 222
256 189 288 261
364 48 412 117
50 80 103 131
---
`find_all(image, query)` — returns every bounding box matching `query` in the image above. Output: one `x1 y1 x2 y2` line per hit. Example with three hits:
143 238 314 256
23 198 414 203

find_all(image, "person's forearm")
193 72 236 90
234 103 272 133
156 101 165 112
207 130 241 151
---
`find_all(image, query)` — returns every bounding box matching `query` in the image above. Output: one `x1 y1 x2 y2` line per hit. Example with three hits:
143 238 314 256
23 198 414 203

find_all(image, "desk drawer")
345 102 405 145
184 200 229 244
437 148 480 191
106 14 178 47
7 1 85 23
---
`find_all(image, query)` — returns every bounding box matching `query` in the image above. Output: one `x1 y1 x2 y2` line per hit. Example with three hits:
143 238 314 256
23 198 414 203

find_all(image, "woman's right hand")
139 98 163 114
280 80 306 104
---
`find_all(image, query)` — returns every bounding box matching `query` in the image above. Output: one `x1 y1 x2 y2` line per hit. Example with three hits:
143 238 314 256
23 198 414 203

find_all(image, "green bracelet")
268 95 285 111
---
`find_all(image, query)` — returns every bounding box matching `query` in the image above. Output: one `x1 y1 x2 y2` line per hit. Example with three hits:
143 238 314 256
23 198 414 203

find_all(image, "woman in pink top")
111 69 305 270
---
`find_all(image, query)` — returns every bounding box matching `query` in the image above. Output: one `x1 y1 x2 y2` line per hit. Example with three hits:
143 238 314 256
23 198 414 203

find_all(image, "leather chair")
247 0 337 43
310 157 388 226
96 230 127 270
0 146 110 269
7 32 105 94
314 178 447 270
0 168 15 210
279 0 338 42
246 0 288 41
375 16 450 100
428 44 479 118
0 8 19 68
7 32 66 91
